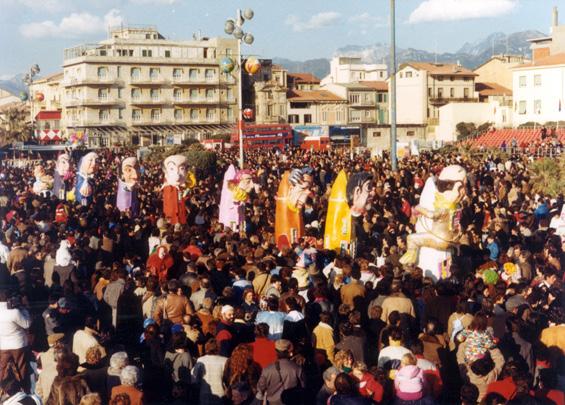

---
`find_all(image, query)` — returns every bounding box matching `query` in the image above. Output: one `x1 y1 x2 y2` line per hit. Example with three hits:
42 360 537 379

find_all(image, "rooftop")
288 73 321 84
475 82 512 97
287 89 345 102
402 62 477 76
33 72 64 84
359 81 388 91
514 53 565 68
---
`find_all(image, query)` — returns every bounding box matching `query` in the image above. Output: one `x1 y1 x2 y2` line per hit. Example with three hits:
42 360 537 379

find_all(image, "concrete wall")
394 66 427 125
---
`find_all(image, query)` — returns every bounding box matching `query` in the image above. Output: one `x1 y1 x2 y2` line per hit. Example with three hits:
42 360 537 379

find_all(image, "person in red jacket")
146 246 173 283
251 323 277 369
161 154 189 225
351 361 384 404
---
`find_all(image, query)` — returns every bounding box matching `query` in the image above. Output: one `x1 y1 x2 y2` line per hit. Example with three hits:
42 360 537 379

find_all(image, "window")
428 88 432 97
97 67 108 79
227 107 233 119
151 109 160 121
190 89 198 100
464 88 469 98
365 110 371 118
267 105 273 116
380 72 384 78
534 75 542 86
399 72 403 78
450 88 455 98
117 66 121 78
437 88 444 98
174 109 183 120
142 49 153 57
173 68 183 79
189 69 198 80
149 68 160 80
205 69 215 80
518 100 526 114
374 132 381 137
288 114 299 124
534 99 542 114
98 88 108 100
118 88 123 99
132 109 141 121
190 109 198 120
206 109 215 120
322 111 328 122
165 50 171 58
437 76 444 81
206 89 214 99
99 109 109 121
118 108 123 120
304 114 312 124
227 88 233 100
519 76 526 87
450 76 454 81
336 110 342 121
131 88 141 100
150 89 160 101
203 48 208 59
349 94 360 104
131 68 141 80
406 71 413 78
173 88 182 101
407 131 415 137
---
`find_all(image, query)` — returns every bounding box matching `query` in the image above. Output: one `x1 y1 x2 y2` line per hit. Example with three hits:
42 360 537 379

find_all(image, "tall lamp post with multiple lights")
23 64 40 141
224 8 254 169
389 0 397 171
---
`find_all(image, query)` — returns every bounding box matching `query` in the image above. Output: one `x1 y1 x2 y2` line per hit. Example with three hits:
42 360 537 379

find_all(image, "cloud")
409 0 517 23
285 11 341 32
19 9 123 39
348 12 385 25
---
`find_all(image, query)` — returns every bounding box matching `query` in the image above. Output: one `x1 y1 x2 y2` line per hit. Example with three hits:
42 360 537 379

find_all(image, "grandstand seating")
465 128 565 148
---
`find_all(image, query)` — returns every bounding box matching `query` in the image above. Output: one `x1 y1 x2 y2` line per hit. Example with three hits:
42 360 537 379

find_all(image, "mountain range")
0 30 546 93
273 30 544 80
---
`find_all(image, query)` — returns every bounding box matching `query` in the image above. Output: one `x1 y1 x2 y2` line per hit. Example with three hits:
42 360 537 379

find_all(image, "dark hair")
205 339 219 355
56 352 79 378
482 392 507 405
410 340 424 355
334 373 358 396
469 352 494 377
469 312 489 332
255 323 269 338
460 383 479 405
171 332 187 351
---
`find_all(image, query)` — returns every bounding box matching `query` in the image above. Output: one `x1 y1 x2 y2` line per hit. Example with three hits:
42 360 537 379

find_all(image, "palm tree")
0 104 31 147
528 156 565 197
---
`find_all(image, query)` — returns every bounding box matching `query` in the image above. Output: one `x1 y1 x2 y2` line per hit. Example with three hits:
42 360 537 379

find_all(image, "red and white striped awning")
35 129 62 141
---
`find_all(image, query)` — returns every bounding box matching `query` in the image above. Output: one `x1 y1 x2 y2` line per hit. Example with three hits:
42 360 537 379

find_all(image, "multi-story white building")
393 62 477 129
321 57 387 86
62 26 238 147
512 8 565 126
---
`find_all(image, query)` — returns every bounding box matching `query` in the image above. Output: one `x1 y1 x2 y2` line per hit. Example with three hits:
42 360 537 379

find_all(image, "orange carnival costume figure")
161 155 189 225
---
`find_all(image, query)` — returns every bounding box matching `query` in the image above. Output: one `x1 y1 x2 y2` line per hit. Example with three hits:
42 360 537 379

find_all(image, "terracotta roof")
34 71 64 83
288 73 321 84
360 81 388 91
475 82 512 97
287 90 346 102
402 62 477 76
513 53 565 68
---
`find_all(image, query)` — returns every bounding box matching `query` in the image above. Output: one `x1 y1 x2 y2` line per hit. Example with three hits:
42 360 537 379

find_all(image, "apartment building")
287 90 347 126
394 62 477 128
287 73 320 90
62 26 238 147
512 7 565 126
474 55 528 90
321 57 387 86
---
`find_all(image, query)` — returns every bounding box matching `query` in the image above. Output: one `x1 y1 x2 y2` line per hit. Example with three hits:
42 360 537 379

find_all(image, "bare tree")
0 104 31 147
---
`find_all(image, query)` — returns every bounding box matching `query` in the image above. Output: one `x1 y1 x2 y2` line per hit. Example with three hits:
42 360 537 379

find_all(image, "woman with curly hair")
334 349 354 373
222 343 262 404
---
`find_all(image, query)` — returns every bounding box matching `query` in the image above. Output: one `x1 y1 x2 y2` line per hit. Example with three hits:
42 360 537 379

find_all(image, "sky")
0 0 563 79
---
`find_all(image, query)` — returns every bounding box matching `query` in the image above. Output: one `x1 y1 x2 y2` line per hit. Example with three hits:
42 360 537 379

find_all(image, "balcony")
63 77 125 87
349 100 376 107
66 98 126 107
130 77 171 86
429 97 478 106
171 77 219 86
349 115 377 124
130 98 173 106
66 119 127 127
173 97 221 105
131 119 174 126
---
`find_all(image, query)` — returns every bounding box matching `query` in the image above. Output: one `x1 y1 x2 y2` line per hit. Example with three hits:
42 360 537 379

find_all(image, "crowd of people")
0 145 563 405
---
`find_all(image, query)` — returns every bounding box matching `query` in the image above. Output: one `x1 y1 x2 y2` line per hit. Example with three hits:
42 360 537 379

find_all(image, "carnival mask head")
79 152 98 176
235 170 254 194
288 167 314 211
34 164 45 179
436 165 467 205
347 172 374 217
56 153 71 177
120 157 139 186
163 154 188 187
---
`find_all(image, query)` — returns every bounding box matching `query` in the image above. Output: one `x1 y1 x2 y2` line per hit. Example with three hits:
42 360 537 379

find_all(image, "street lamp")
23 64 41 141
225 8 254 169
389 0 397 171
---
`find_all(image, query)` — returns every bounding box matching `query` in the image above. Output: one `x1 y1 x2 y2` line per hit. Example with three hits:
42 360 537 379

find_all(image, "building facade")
321 57 387 86
62 26 238 147
287 90 347 126
473 55 529 90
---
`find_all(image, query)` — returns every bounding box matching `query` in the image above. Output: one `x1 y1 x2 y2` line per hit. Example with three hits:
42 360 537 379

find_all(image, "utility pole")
390 0 397 171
